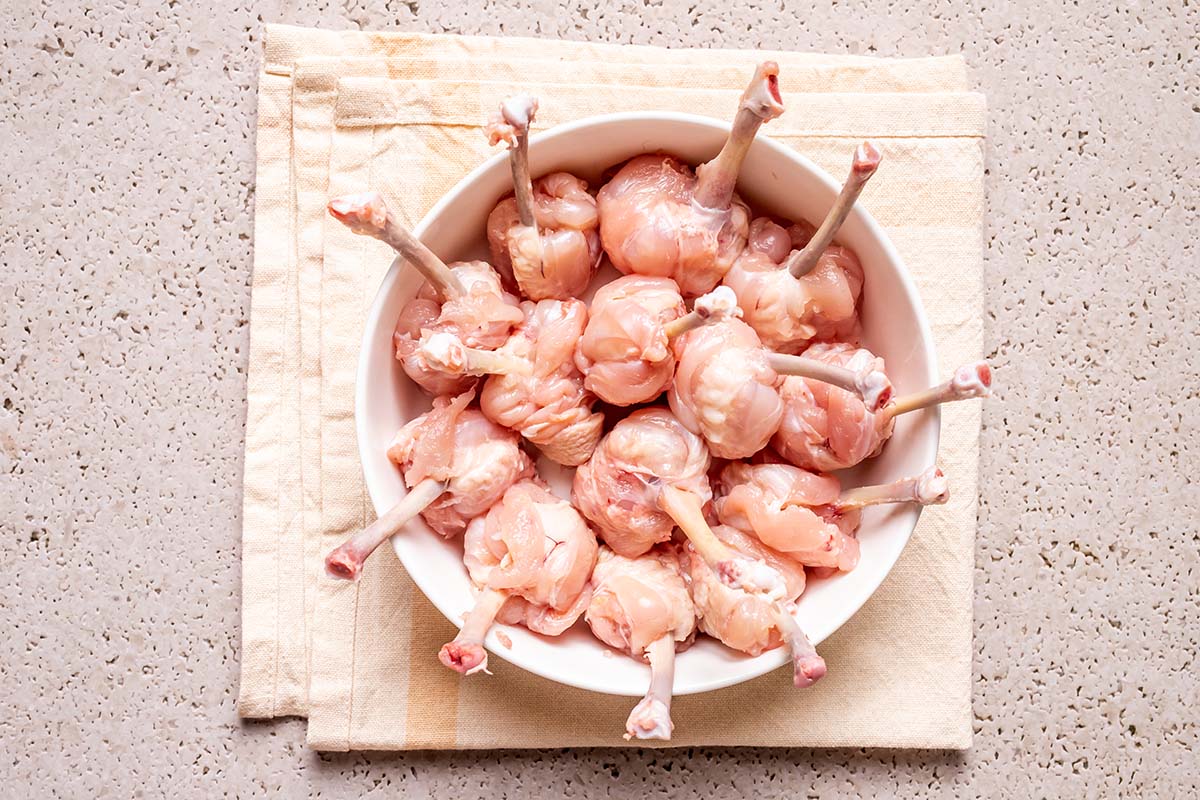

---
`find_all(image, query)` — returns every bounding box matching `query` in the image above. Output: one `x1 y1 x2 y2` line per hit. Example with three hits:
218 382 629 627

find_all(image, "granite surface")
2 0 1197 796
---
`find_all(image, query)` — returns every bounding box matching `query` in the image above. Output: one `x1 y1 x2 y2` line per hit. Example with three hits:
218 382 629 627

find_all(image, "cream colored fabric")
240 23 985 750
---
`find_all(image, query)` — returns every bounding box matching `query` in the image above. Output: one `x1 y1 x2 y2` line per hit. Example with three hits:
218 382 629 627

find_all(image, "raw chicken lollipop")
329 192 523 396
668 316 891 460
572 407 786 597
439 479 598 675
574 280 740 406
683 524 826 687
585 546 696 740
689 465 948 686
485 95 601 299
774 342 993 472
715 461 858 572
722 142 881 352
596 62 784 298
419 297 604 466
324 391 534 581
715 461 950 576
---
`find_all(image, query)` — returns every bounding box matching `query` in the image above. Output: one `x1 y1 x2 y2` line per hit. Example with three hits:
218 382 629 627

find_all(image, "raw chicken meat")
668 316 780 460
420 298 604 466
574 280 740 406
715 461 950 574
722 142 880 352
324 390 534 581
773 341 992 471
668 317 890 460
686 464 947 685
596 62 784 297
714 460 858 571
572 407 788 597
485 96 602 299
683 524 826 687
440 479 599 675
329 192 523 396
439 480 598 674
585 545 696 740
572 407 711 558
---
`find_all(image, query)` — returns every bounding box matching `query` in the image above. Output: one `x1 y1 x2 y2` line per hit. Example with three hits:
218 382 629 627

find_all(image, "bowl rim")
355 110 941 696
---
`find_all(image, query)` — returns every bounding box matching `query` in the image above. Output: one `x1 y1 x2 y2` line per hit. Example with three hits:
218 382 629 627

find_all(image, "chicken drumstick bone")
715 461 949 575
668 316 890 460
328 193 523 396
684 524 825 687
572 408 786 597
486 96 601 300
596 62 784 298
439 480 599 675
721 142 881 353
324 391 534 581
774 343 992 472
585 546 695 740
687 466 947 687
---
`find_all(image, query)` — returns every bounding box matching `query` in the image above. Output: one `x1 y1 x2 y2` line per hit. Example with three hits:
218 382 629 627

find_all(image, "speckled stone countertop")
3 1 1197 796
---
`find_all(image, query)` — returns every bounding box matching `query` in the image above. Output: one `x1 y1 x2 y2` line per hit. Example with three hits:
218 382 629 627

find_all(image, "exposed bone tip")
856 368 893 411
438 641 490 675
324 551 362 582
742 61 784 120
418 331 467 373
327 192 388 233
916 467 950 505
486 95 538 148
793 654 828 688
950 360 993 399
853 141 883 175
624 697 674 741
693 286 741 321
501 94 538 129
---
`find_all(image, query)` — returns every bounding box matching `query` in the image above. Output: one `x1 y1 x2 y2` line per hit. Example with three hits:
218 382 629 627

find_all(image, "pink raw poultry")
572 408 789 597
715 461 950 576
572 407 711 559
686 465 946 686
715 461 859 572
323 391 534 582
687 463 948 685
722 142 881 353
596 62 784 298
328 192 524 396
585 545 696 740
439 479 598 675
574 280 740 406
683 524 826 687
485 96 601 299
419 298 604 466
668 317 891 460
774 342 992 472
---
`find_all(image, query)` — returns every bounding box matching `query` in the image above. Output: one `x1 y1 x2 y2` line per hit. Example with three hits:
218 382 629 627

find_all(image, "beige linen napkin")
240 24 985 750
240 25 970 720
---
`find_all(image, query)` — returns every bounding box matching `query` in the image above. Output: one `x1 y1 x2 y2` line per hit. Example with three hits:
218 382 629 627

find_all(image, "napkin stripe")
239 73 295 719
335 80 987 139
263 24 966 80
293 53 971 95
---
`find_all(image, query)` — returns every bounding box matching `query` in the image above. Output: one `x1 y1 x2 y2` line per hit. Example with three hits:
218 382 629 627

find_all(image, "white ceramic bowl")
356 113 939 697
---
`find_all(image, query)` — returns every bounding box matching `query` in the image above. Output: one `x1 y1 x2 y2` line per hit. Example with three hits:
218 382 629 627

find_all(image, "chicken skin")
440 479 599 675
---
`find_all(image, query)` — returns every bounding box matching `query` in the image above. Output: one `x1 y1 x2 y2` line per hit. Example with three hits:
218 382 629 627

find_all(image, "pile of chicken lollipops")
322 62 992 742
